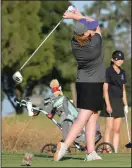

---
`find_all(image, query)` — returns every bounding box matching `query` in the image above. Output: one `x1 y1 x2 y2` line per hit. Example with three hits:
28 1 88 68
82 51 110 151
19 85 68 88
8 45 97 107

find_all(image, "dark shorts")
100 97 125 118
76 82 104 111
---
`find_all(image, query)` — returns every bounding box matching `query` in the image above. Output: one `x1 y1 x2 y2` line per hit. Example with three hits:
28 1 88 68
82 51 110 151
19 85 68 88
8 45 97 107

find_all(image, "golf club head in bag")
12 71 23 84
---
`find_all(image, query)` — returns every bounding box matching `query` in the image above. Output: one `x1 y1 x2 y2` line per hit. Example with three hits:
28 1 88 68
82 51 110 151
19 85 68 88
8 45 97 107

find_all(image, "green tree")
2 1 55 84
2 1 55 113
2 1 75 113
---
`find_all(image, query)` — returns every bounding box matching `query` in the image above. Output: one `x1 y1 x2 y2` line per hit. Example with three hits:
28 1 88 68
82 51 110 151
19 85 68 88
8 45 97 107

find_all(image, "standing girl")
100 50 129 153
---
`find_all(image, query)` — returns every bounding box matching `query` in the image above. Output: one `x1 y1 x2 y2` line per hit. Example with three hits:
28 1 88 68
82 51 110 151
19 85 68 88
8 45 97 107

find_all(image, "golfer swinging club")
54 8 106 161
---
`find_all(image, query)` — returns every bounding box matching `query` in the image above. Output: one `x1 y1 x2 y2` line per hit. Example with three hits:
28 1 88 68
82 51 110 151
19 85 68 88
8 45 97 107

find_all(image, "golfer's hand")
63 11 83 20
124 105 129 115
73 9 83 16
63 11 75 19
106 105 112 114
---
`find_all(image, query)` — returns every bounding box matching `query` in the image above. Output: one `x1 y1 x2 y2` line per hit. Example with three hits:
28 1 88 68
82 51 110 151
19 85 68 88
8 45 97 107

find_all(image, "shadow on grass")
21 164 31 166
34 154 53 158
34 154 84 161
61 156 84 161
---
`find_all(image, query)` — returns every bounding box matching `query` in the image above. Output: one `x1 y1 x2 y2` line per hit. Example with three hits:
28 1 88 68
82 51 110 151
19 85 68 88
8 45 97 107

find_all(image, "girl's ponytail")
110 60 114 65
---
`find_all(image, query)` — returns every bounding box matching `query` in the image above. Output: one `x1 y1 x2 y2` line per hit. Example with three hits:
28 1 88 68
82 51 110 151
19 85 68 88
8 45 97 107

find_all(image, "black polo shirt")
105 65 126 98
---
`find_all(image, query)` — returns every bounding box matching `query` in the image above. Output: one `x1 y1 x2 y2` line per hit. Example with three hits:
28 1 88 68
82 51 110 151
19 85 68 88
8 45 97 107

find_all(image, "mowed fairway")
2 152 131 167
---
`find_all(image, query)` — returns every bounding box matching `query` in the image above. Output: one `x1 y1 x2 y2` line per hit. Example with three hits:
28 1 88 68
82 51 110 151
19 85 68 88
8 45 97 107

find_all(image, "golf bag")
43 95 102 144
14 95 102 146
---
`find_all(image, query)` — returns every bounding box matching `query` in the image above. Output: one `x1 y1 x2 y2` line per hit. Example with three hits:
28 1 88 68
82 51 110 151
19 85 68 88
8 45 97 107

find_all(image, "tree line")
1 1 131 114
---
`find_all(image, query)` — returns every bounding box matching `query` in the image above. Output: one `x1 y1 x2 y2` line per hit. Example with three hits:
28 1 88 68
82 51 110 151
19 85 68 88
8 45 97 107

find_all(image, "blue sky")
2 97 15 116
70 1 93 11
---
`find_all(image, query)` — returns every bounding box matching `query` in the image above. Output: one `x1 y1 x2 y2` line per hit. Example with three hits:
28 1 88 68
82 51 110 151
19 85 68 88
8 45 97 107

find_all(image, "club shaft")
19 18 64 71
125 114 131 142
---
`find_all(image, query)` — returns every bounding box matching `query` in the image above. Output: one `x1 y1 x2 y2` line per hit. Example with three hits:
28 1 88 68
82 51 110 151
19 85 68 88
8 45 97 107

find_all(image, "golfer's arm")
71 10 95 21
71 12 96 21
69 12 101 35
123 84 128 105
70 13 85 21
103 83 111 107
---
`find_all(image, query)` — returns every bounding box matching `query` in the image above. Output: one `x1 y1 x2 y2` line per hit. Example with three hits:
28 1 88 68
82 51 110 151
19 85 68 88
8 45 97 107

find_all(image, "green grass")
2 108 132 167
2 152 131 167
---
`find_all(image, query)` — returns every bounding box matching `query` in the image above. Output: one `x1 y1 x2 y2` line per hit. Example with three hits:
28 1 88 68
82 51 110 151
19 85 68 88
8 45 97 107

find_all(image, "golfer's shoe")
84 151 102 161
54 142 67 161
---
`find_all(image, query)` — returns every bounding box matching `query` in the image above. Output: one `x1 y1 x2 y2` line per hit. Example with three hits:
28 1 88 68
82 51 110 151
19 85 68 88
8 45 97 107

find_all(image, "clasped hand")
63 9 83 19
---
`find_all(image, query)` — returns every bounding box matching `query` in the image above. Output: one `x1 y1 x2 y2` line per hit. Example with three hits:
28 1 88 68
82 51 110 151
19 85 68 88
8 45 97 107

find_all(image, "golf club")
12 5 77 83
125 113 132 148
